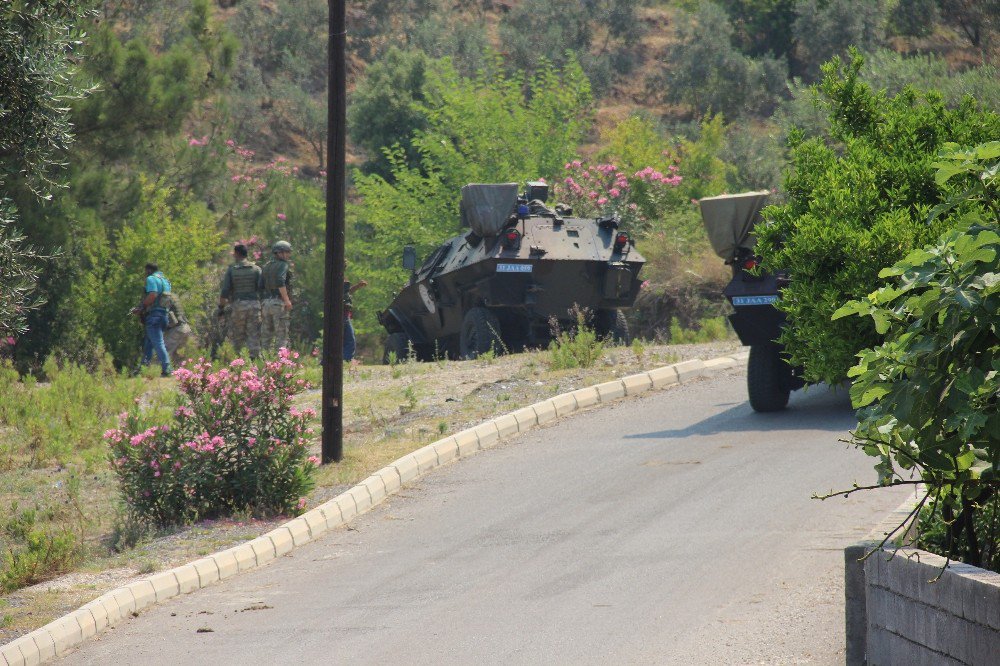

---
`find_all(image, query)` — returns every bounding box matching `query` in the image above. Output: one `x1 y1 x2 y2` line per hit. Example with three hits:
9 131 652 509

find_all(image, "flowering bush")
552 160 684 234
105 350 318 525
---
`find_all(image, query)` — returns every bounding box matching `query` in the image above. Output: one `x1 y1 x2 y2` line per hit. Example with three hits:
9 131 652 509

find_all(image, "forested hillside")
2 0 998 369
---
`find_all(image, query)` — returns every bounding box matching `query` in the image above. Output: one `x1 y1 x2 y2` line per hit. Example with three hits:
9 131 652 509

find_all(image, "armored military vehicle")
377 182 646 362
699 191 804 412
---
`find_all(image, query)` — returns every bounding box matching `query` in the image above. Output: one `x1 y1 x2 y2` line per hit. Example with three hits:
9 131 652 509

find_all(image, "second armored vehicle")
699 191 804 412
378 182 646 361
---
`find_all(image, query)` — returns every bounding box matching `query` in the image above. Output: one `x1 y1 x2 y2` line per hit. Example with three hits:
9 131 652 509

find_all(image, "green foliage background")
837 143 1000 568
2 0 1000 365
755 53 1000 384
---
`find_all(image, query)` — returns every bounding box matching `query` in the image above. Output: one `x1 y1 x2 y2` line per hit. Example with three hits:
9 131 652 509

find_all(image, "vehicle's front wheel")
460 307 503 359
747 342 792 412
594 308 630 345
382 332 411 364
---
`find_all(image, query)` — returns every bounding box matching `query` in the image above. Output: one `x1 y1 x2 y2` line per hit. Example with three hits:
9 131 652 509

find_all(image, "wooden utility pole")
322 0 346 463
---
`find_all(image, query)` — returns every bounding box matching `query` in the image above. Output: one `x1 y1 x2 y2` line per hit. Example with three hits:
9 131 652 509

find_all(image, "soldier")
218 243 262 359
260 240 293 352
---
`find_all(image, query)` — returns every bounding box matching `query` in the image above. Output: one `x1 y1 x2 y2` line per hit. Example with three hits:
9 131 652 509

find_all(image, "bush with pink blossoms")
105 350 317 525
553 160 685 234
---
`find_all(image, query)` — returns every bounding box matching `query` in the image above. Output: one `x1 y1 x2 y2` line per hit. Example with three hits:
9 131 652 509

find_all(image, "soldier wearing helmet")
218 243 262 359
260 240 294 352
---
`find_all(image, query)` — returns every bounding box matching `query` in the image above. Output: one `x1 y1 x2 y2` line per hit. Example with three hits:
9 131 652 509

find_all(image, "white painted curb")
0 352 748 665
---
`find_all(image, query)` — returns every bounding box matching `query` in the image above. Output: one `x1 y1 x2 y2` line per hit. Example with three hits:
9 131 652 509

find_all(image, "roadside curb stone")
1 353 748 664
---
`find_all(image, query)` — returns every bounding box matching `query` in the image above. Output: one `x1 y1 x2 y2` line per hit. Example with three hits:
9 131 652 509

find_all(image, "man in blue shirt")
132 262 173 377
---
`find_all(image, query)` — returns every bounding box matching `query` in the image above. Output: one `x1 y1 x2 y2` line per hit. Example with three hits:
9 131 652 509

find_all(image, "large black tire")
594 308 630 345
382 332 411 364
460 307 503 359
747 342 792 412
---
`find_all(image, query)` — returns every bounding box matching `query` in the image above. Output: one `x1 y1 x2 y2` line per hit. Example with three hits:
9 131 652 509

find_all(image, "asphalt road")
60 369 912 665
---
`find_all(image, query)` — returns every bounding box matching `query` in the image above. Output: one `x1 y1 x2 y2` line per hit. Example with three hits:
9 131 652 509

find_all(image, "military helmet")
272 240 292 253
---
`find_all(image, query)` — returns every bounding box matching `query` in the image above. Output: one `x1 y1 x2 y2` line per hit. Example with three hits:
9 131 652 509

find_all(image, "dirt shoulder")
1 339 743 643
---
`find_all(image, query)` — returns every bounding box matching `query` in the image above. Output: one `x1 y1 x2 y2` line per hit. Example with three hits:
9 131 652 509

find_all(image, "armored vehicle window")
418 241 453 277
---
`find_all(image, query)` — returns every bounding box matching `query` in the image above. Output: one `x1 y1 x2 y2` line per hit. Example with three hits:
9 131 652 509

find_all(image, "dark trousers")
343 316 356 361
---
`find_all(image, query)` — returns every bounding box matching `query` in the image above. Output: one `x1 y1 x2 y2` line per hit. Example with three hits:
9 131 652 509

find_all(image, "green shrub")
756 52 1000 385
548 312 604 370
105 351 317 526
838 142 1000 568
0 356 146 468
668 316 731 344
917 498 1000 573
1 506 80 593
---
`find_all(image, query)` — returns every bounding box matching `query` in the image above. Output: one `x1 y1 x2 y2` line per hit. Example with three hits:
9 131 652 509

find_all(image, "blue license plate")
496 263 532 273
732 295 778 306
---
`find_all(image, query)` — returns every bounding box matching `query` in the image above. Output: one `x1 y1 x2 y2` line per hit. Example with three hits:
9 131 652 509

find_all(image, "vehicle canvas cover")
460 183 518 237
699 191 771 260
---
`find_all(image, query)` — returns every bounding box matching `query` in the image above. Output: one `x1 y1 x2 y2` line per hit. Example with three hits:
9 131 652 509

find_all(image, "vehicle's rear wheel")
382 332 411 364
594 308 630 345
460 307 503 359
747 342 792 412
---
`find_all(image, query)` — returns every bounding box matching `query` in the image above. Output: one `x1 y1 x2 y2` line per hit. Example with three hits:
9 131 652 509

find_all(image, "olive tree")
0 0 94 337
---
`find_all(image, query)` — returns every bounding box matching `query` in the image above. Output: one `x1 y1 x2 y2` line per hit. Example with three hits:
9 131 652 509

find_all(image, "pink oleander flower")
276 213 286 221
307 456 320 465
297 498 307 510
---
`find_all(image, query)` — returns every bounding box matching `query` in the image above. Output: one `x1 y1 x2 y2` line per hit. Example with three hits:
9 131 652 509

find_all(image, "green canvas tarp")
460 183 519 238
698 191 771 261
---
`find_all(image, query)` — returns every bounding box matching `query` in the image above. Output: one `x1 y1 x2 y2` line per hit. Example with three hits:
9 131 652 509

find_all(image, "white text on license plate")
496 263 532 273
732 295 778 306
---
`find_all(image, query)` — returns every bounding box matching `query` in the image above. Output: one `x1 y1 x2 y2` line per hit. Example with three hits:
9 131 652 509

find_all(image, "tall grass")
548 311 605 370
0 355 151 469
668 316 732 344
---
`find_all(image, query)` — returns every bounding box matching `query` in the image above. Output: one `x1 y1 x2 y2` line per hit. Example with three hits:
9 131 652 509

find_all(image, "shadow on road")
625 384 857 440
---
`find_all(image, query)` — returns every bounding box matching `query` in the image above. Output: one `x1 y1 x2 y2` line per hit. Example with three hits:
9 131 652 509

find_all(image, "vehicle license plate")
732 295 778 306
496 263 532 273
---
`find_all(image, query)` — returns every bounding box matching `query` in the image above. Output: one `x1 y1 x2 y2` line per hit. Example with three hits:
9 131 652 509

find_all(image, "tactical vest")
261 259 290 298
228 262 260 300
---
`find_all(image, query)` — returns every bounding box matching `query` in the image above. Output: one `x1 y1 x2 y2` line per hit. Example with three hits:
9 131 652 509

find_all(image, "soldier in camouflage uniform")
260 240 293 352
218 243 262 358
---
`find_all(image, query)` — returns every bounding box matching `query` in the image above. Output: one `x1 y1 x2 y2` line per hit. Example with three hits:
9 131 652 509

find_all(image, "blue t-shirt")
145 272 172 294
145 272 171 311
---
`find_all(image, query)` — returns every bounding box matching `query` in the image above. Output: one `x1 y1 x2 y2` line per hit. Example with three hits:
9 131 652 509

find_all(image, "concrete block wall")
847 545 1000 665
